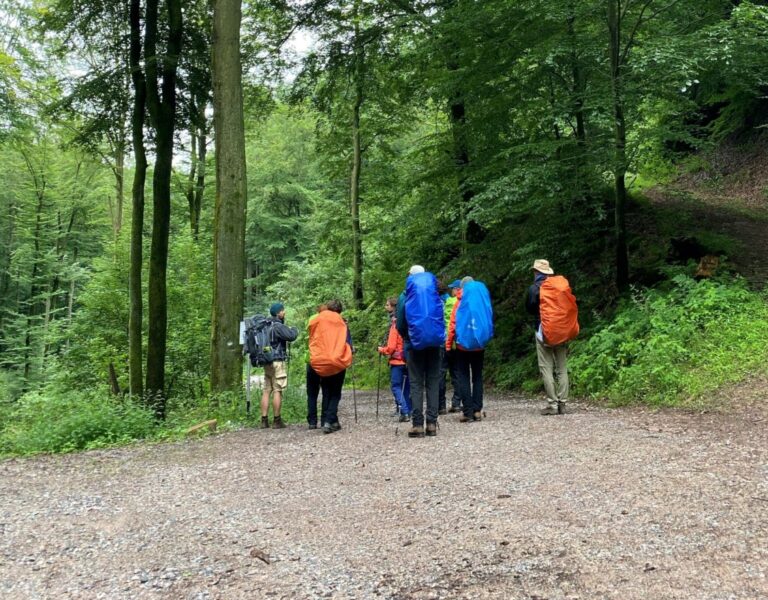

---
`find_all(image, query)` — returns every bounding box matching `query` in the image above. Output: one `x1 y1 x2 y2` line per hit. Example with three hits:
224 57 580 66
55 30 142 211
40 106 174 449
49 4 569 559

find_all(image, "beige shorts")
264 361 288 394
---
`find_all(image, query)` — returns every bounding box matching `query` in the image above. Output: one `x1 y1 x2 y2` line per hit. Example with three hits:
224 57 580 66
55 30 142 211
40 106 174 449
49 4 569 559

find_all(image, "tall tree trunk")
210 0 248 394
447 68 485 246
350 14 364 309
128 0 147 398
608 0 629 292
144 0 183 416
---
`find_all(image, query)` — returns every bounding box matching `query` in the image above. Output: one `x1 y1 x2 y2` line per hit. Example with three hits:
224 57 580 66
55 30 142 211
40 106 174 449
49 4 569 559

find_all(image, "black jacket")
270 318 298 361
525 272 550 329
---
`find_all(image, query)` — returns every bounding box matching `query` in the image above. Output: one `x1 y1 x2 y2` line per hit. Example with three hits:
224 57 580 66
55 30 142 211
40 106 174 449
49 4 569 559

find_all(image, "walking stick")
375 353 382 421
245 357 252 417
394 371 409 437
351 361 358 423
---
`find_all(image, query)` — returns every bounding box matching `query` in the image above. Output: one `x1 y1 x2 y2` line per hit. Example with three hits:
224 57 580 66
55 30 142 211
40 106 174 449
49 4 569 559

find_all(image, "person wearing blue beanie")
260 302 297 429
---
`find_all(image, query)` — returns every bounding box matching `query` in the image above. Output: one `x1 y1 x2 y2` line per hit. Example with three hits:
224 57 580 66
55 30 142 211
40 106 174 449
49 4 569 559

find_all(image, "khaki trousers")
535 338 569 406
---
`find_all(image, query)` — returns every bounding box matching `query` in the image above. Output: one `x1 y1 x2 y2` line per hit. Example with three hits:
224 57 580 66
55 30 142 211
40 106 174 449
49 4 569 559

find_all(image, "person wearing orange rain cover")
525 259 576 416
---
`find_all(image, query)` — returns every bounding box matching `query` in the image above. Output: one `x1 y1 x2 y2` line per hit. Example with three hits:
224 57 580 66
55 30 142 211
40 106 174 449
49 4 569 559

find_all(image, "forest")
2 0 768 455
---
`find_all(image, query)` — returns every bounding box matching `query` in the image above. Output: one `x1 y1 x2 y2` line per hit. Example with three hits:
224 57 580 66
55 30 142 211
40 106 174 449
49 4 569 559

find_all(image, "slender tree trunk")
42 287 52 361
66 245 77 351
350 15 364 309
608 0 629 291
186 116 199 236
0 194 15 351
210 0 248 394
20 150 46 387
114 141 125 236
129 0 147 398
567 5 589 207
194 100 207 239
144 0 183 415
568 8 586 147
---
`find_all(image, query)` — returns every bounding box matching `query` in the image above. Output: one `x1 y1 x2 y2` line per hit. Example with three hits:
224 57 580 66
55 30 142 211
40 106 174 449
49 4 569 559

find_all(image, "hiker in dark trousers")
261 303 299 429
378 296 411 422
307 299 354 434
306 304 327 430
439 279 461 413
396 265 444 438
525 259 569 415
447 277 486 422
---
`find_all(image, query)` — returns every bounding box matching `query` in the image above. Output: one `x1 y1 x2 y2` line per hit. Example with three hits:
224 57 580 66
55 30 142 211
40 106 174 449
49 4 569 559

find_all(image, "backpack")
309 310 353 377
405 272 445 350
244 315 276 367
539 276 579 346
455 281 494 350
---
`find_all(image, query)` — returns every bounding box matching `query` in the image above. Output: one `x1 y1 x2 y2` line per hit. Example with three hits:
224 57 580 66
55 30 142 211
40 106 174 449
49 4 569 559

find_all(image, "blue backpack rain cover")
455 280 494 350
405 272 446 350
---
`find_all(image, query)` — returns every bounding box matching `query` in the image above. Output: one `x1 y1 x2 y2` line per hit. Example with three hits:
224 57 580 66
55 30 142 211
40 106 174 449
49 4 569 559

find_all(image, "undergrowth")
570 274 768 406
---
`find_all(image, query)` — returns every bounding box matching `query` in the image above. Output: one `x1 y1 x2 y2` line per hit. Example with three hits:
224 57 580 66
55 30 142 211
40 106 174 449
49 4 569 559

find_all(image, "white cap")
408 265 425 275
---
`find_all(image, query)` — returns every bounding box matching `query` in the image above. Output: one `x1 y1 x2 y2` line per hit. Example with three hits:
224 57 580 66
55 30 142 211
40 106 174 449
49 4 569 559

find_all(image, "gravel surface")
1 392 767 599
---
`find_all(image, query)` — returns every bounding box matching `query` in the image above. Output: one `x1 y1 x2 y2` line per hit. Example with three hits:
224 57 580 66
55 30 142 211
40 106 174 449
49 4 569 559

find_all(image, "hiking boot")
425 423 437 437
459 414 473 423
408 425 425 438
398 413 410 423
557 401 566 415
473 412 483 422
540 405 558 416
261 416 270 429
330 422 341 432
308 422 318 430
448 406 460 413
438 408 448 416
322 422 333 434
272 416 285 429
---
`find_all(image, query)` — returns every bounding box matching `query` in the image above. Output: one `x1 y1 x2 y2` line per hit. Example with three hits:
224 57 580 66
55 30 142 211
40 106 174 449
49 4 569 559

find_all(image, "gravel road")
1 392 767 599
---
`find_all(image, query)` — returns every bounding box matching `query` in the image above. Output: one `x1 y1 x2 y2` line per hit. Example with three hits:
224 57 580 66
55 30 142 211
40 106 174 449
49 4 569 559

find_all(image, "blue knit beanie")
269 302 285 317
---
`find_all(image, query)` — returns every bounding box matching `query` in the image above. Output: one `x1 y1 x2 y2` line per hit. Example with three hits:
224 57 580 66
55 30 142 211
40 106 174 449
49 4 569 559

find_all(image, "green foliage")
570 275 768 406
0 389 156 456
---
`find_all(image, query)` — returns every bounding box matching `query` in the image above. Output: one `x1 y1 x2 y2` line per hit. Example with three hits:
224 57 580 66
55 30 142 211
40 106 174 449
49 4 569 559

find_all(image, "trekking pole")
351 360 358 423
375 353 382 421
395 372 408 437
245 356 252 417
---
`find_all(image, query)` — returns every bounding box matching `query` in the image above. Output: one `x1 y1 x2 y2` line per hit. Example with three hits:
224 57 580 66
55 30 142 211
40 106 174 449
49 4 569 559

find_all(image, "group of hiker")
246 259 579 436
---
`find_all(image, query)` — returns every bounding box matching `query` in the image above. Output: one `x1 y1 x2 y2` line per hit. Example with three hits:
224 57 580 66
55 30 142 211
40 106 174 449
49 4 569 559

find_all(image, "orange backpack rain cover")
309 311 353 377
539 276 580 346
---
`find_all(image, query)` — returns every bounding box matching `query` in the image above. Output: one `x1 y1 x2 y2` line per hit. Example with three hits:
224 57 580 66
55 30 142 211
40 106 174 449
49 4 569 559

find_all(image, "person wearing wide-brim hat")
525 259 569 415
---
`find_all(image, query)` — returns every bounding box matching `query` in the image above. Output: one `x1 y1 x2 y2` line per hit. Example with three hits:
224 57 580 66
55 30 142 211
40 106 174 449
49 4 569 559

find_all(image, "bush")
0 390 157 456
570 275 768 406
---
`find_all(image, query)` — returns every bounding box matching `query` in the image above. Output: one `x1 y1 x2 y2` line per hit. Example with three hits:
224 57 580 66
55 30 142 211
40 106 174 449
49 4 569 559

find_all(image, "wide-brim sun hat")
532 259 554 275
